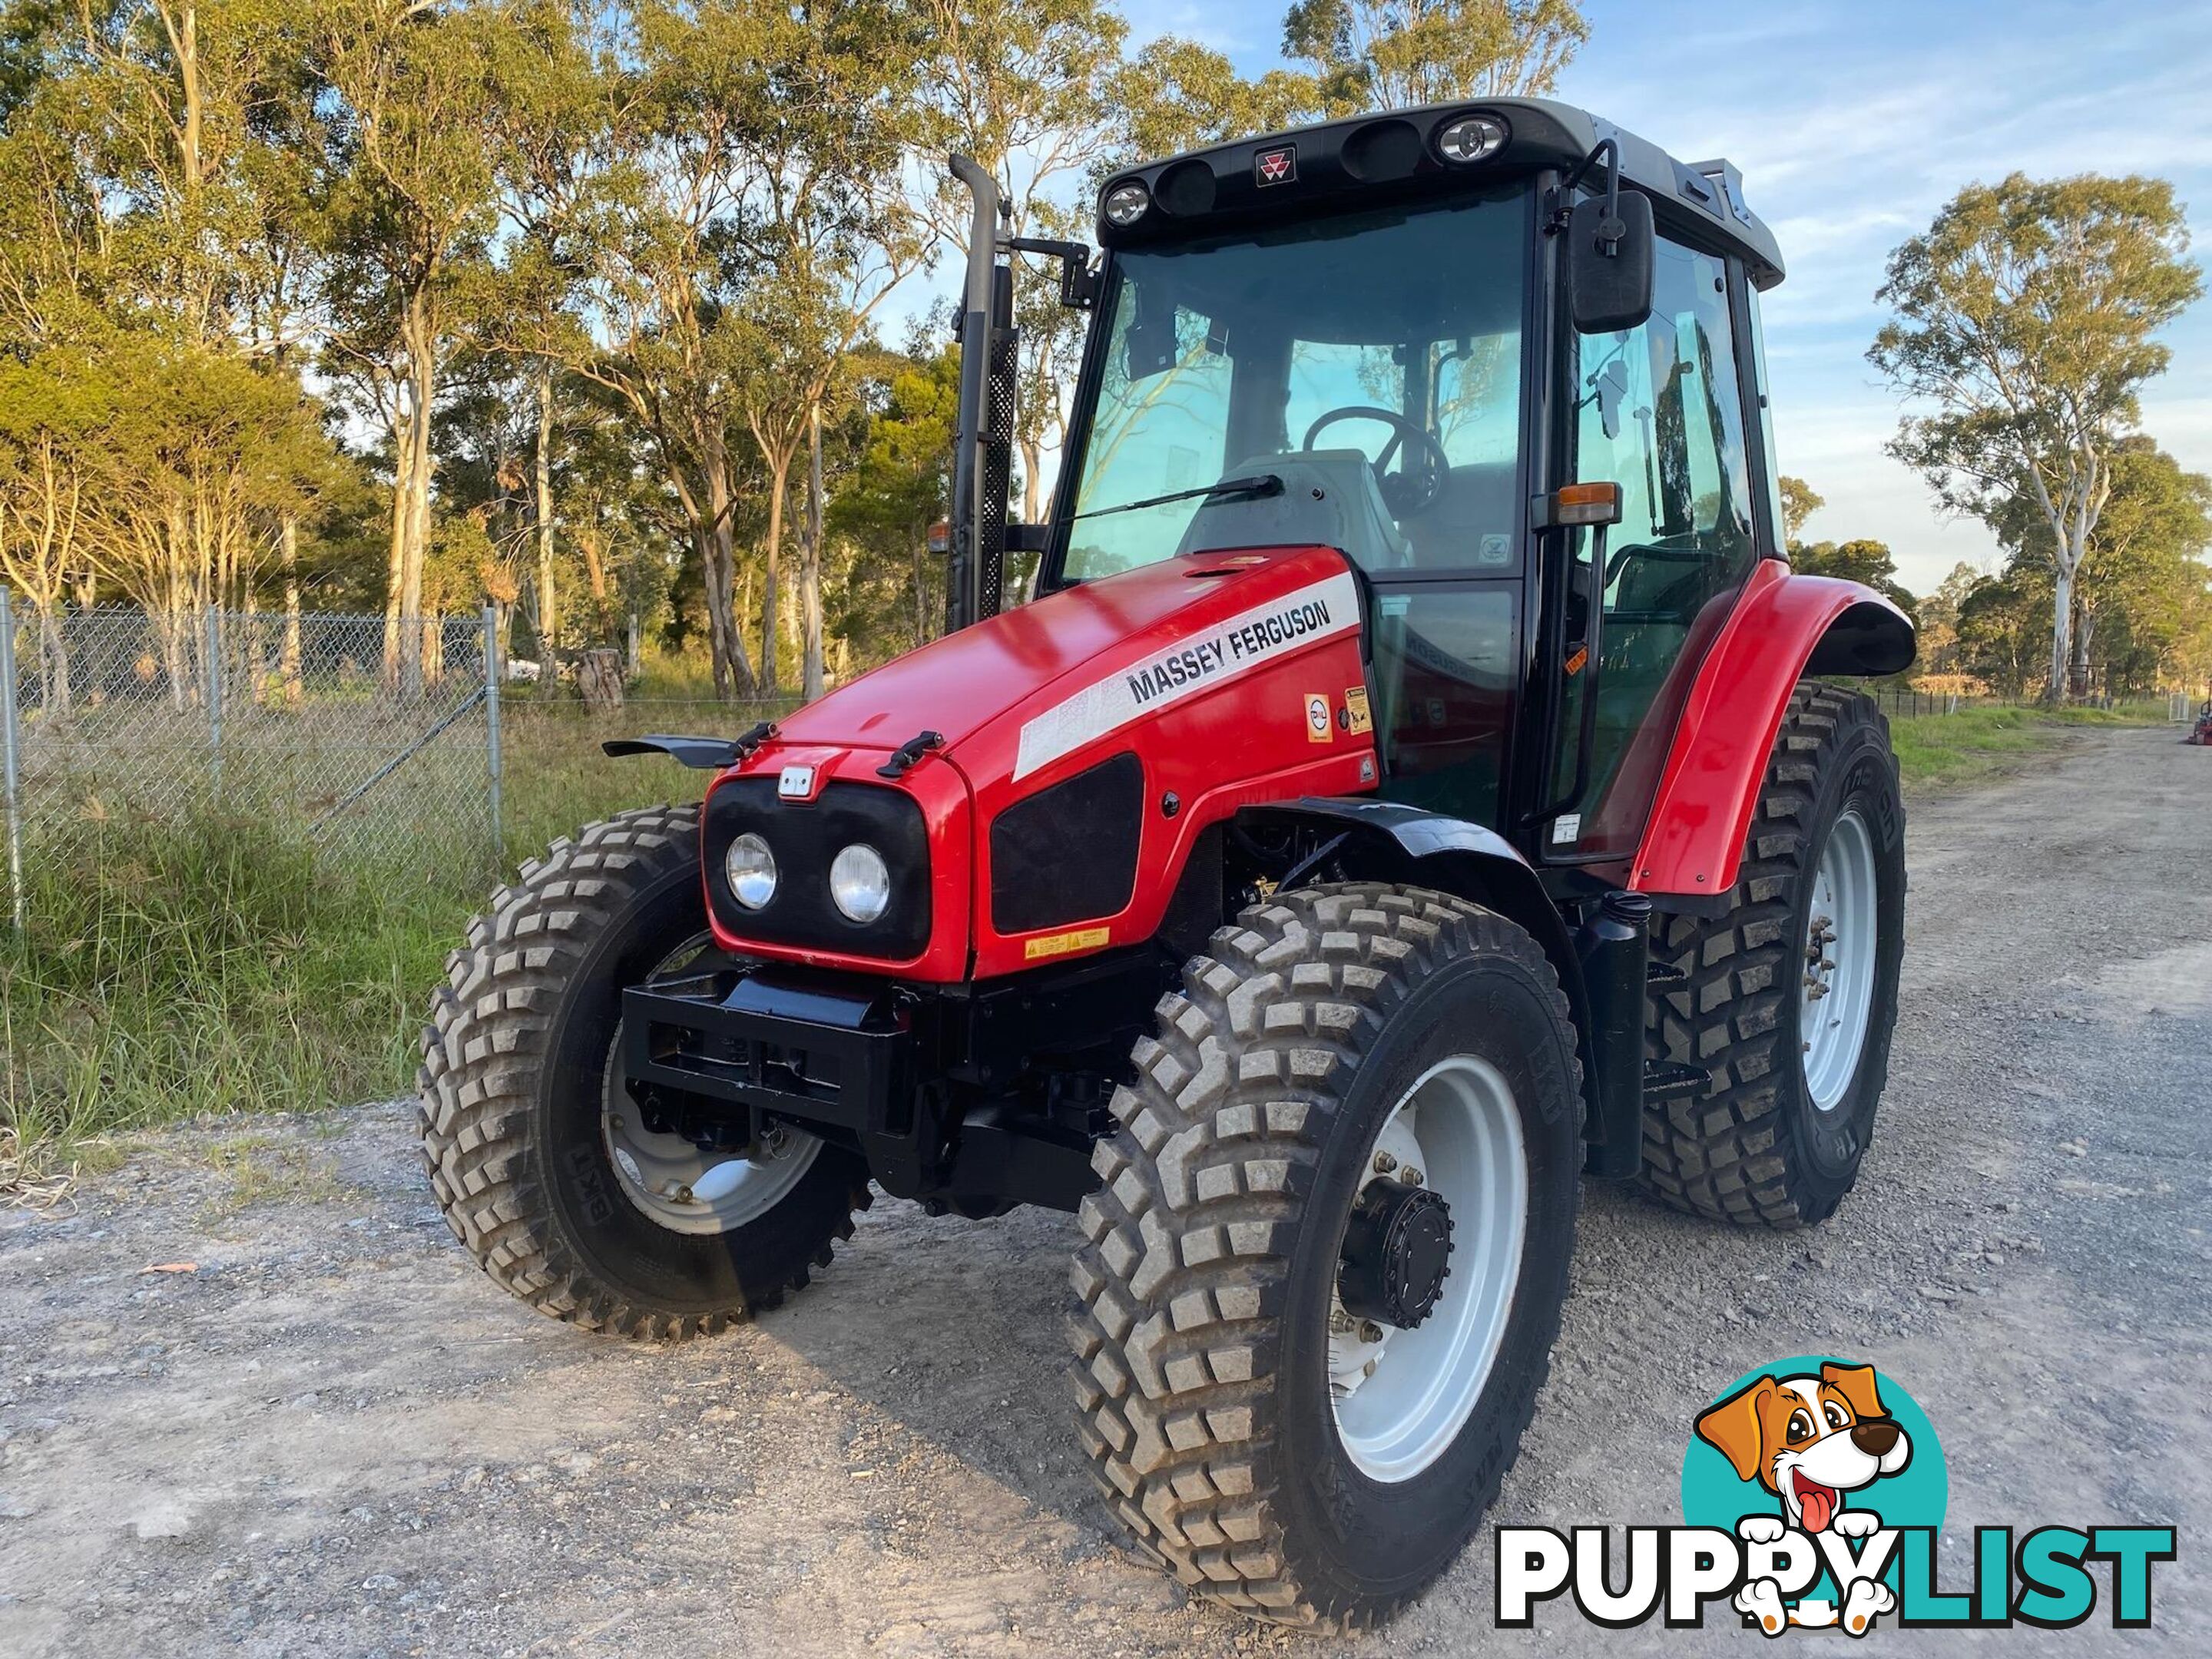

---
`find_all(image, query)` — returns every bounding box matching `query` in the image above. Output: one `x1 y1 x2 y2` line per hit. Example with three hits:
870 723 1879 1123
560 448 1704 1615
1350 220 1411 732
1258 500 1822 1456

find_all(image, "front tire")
419 806 871 1339
1639 684 1906 1227
1069 885 1583 1630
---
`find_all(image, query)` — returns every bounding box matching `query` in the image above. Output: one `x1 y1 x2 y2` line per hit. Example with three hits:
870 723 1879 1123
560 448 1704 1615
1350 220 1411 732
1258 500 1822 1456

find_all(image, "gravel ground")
2 725 2206 1657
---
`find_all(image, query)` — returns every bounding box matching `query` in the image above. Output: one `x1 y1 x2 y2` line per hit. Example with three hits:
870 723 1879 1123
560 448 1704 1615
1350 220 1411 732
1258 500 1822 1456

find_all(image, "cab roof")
1096 96 1785 289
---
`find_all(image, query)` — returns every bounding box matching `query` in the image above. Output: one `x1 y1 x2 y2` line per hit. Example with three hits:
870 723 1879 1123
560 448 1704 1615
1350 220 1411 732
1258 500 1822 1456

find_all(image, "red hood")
770 546 1350 759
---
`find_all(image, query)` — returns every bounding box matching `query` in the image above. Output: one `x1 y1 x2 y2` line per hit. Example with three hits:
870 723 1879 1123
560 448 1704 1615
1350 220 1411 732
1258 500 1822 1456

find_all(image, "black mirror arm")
1551 137 1624 251
1005 234 1099 310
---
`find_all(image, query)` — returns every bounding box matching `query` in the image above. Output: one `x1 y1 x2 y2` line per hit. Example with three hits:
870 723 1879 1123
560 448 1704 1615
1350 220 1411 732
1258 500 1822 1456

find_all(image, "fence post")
0 589 23 936
484 604 502 880
204 604 224 791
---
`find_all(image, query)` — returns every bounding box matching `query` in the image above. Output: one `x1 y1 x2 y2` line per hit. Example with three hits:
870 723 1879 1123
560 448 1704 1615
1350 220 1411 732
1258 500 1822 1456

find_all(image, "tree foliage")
1281 0 1585 111
1777 475 1823 545
1869 173 2200 700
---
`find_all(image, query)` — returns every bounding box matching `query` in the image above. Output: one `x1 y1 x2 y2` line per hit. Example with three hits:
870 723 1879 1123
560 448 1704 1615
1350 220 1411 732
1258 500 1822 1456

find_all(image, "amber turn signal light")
1536 481 1624 528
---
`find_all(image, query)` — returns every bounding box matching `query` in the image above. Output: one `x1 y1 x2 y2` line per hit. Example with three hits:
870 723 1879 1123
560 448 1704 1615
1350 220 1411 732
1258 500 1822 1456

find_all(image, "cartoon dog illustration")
1696 1362 1913 1636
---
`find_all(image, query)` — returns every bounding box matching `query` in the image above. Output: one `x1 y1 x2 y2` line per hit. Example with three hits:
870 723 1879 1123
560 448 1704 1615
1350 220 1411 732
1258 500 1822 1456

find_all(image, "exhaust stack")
945 154 1018 634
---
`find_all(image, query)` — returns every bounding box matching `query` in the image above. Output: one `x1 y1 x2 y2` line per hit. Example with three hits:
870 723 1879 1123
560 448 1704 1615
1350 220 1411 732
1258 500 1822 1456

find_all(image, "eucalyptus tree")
1108 36 1319 162
1777 475 1823 546
920 0 1124 525
727 0 928 698
1870 173 2200 701
1988 435 2212 694
1280 0 1588 111
551 0 766 697
469 0 620 660
314 0 504 694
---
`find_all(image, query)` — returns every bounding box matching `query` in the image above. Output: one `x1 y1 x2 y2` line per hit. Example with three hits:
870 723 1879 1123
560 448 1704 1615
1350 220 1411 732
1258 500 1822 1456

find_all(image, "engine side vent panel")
989 753 1144 935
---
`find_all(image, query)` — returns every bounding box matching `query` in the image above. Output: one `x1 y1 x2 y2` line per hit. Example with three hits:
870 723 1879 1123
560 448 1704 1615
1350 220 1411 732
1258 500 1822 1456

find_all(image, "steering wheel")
1300 406 1451 519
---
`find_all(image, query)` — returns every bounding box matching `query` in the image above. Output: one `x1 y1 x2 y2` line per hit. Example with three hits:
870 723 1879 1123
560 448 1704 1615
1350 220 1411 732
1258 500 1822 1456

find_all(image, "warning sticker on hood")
1012 571 1359 780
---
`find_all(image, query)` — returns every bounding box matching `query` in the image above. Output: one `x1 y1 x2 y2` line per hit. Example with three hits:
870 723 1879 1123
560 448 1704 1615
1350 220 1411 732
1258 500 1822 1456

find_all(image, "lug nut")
1359 1320 1385 1343
675 1184 695 1204
1330 1307 1355 1335
1373 1151 1397 1174
1402 1166 1423 1187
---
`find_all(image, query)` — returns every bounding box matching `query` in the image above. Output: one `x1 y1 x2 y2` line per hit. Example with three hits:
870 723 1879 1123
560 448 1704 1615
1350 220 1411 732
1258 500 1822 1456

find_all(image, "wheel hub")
1800 806 1879 1112
1339 1179 1454 1330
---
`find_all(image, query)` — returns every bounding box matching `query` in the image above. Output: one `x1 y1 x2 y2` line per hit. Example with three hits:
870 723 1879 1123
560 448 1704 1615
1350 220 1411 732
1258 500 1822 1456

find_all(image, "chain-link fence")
1 594 502 929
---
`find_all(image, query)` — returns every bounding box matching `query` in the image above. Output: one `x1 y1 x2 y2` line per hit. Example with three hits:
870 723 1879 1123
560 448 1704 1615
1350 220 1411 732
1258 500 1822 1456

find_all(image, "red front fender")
1630 561 1914 898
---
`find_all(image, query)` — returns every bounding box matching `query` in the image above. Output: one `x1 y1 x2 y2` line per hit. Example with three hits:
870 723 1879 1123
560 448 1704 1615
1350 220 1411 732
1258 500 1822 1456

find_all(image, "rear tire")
1069 884 1583 1630
419 806 871 1339
1638 684 1905 1228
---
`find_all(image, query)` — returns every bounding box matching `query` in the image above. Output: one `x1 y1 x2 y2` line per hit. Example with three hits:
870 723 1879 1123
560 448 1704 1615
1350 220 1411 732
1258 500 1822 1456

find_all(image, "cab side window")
1551 239 1757 857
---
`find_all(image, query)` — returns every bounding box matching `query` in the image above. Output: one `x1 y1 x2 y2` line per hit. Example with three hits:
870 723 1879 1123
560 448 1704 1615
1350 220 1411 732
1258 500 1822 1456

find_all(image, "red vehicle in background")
420 98 1914 1629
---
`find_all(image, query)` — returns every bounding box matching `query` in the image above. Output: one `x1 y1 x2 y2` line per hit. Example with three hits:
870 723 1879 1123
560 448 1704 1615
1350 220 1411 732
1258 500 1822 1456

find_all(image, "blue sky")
1103 0 2212 592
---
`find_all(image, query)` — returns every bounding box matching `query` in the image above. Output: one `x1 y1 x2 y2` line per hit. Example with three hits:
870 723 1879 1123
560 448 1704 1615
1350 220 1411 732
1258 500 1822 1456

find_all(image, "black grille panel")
990 753 1143 935
704 778 932 959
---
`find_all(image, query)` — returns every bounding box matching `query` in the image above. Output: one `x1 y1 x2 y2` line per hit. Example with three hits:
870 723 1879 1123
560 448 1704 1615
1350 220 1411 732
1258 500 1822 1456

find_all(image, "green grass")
0 688 2181 1191
1886 701 2167 790
0 710 727 1192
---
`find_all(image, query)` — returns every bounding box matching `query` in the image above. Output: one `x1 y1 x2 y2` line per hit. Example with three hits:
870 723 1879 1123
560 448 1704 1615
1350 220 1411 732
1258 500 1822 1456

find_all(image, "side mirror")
1568 190 1654 335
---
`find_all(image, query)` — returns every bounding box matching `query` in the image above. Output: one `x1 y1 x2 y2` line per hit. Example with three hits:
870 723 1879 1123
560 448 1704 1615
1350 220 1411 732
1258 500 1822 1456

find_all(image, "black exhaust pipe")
945 154 1018 634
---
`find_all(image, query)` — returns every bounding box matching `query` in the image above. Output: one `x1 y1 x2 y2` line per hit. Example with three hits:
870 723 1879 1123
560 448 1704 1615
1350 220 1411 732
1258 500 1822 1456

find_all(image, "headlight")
1436 113 1508 164
725 833 777 909
1102 180 1150 227
829 843 891 924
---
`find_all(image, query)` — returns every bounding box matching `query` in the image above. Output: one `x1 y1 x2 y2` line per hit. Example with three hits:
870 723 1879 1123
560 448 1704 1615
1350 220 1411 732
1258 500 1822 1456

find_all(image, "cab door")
1289 333 1528 831
1541 235 1763 860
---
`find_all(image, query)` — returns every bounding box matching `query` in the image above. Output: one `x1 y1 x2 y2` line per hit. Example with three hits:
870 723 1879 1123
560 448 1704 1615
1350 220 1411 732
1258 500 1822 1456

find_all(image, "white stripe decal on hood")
1012 571 1360 781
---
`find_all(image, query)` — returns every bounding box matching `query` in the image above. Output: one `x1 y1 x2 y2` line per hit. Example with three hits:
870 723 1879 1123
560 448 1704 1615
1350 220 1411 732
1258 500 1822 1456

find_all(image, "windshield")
1061 188 1530 581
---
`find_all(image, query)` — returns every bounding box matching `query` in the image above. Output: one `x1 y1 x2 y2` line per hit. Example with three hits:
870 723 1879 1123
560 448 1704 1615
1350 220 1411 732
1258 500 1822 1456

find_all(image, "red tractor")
422 98 1913 1629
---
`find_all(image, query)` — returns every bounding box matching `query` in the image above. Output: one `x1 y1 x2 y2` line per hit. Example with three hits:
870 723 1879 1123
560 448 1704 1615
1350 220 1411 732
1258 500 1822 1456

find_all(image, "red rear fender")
1631 562 1914 898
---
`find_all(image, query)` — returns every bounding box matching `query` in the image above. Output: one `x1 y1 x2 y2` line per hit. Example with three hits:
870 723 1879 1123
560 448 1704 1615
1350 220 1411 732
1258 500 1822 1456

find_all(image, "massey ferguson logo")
1255 145 1296 186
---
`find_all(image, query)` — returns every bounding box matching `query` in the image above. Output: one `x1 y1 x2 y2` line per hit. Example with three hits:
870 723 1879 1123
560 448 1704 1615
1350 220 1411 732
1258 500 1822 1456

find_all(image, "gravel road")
2 725 2206 1657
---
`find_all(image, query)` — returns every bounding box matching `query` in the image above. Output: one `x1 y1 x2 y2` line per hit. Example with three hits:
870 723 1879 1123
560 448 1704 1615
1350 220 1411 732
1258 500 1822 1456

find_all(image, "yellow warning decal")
1345 684 1373 735
1024 926 1111 961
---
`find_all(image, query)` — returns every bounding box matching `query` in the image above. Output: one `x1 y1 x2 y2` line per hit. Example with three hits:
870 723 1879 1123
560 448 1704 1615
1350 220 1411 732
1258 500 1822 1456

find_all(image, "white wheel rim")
599 938 823 1236
1330 1056 1528 1483
1800 807 1879 1112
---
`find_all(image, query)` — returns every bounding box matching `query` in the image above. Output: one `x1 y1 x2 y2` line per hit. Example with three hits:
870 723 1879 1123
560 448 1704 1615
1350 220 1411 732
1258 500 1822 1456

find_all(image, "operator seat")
1404 462 1518 570
1175 451 1412 571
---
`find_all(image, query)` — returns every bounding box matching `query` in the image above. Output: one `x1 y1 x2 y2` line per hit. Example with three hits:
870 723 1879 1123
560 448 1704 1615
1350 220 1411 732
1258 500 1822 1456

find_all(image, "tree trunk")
759 452 789 697
1019 434 1045 522
800 402 826 701
402 326 435 699
697 421 755 698
578 647 624 710
2071 601 2097 700
34 601 70 714
382 402 412 687
280 512 303 702
2046 557 2075 706
535 362 557 652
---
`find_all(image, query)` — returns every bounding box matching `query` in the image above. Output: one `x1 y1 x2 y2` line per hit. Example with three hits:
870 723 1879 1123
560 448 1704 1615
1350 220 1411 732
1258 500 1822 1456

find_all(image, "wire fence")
0 596 505 931
1866 685 2180 724
4 589 2200 938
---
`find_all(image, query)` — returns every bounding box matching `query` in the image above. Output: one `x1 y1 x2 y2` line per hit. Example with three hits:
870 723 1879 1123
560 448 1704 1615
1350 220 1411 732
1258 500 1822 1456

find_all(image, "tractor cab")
985 99 1801 873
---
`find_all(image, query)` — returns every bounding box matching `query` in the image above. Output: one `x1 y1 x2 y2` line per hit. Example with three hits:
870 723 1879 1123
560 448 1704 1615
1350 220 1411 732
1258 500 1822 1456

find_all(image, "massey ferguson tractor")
422 98 1913 1629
